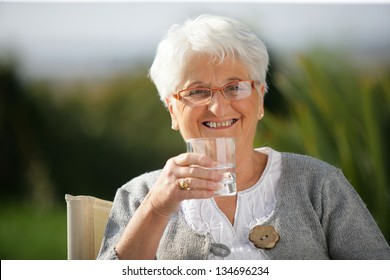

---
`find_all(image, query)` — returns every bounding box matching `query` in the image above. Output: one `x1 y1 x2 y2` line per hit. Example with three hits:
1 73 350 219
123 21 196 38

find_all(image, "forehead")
179 54 250 87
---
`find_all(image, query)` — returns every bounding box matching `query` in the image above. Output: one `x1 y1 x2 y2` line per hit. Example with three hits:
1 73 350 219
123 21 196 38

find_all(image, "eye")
187 89 210 97
224 83 240 95
226 84 239 91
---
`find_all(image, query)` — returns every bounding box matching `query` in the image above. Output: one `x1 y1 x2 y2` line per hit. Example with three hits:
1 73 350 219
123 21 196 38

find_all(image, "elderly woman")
98 14 390 260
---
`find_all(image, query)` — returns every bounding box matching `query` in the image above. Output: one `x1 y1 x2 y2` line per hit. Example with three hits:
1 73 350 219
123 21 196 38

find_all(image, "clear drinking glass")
186 137 237 196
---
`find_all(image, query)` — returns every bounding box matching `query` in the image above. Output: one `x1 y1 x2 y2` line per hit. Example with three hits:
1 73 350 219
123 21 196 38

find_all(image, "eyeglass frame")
172 80 259 108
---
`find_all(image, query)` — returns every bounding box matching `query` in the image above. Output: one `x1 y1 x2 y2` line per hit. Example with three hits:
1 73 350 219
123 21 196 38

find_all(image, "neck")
235 148 267 191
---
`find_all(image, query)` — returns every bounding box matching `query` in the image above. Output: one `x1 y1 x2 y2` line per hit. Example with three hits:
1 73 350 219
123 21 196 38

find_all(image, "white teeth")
205 119 235 128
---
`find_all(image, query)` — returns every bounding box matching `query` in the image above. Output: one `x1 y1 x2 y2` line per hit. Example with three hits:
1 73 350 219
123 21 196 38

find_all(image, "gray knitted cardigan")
97 153 390 260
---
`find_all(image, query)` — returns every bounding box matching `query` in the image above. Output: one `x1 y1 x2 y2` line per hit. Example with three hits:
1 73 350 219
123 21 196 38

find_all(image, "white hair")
149 14 270 105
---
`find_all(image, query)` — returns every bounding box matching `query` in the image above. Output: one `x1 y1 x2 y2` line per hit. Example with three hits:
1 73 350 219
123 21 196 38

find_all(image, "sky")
0 1 390 79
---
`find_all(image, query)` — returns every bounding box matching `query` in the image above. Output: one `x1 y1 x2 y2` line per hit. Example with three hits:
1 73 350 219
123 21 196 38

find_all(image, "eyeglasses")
172 80 257 108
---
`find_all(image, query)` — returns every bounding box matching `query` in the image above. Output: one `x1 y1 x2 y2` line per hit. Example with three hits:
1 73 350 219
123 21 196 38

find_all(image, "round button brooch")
249 225 280 249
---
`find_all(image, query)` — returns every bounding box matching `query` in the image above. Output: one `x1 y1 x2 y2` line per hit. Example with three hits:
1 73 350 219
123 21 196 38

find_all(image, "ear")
165 97 179 130
257 83 265 120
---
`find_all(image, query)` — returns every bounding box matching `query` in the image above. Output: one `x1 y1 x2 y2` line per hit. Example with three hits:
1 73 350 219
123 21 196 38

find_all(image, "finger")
178 177 221 192
173 165 223 182
179 189 216 200
174 179 216 198
172 152 217 168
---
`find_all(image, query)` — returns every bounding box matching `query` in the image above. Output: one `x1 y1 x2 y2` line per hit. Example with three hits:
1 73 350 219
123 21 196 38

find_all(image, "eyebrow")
186 81 204 88
185 77 244 89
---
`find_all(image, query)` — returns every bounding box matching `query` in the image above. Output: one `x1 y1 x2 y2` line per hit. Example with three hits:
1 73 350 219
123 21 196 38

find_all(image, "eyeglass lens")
181 81 252 106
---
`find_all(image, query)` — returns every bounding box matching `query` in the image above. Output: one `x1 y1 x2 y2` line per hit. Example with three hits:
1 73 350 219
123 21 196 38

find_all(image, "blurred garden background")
1 2 389 259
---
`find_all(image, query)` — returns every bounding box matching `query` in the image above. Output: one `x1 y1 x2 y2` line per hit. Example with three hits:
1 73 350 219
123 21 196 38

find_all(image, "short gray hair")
149 14 269 105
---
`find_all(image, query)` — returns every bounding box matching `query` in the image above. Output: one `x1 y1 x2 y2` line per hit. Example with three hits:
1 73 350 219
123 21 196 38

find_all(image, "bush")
257 50 390 242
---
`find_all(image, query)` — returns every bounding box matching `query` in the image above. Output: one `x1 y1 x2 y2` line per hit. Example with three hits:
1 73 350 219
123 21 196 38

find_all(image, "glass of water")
186 137 237 196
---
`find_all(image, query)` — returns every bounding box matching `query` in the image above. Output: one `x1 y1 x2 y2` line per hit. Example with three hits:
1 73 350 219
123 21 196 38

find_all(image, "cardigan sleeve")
320 169 390 259
96 188 134 259
96 171 159 259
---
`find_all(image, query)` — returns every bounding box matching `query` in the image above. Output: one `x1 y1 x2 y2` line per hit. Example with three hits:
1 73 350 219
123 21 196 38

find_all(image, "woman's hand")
145 152 223 217
116 152 222 259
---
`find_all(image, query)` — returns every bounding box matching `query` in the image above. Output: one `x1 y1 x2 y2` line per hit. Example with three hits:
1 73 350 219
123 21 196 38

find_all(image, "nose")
207 90 230 117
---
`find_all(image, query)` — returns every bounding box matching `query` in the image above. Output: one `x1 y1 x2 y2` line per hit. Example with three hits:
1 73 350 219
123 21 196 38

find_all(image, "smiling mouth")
203 119 238 128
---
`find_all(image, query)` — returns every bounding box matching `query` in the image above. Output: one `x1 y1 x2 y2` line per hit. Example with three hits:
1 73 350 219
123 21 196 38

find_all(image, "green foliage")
257 50 390 241
1 66 184 204
0 203 67 259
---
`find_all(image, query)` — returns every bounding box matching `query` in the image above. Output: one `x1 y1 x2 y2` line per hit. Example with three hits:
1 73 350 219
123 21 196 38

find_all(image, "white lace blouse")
180 147 282 259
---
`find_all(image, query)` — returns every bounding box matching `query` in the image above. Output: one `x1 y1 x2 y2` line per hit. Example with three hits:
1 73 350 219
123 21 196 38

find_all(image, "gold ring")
179 179 189 190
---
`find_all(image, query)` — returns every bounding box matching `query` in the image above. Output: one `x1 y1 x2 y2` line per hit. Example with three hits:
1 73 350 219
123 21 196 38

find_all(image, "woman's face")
166 54 265 153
